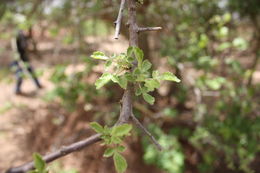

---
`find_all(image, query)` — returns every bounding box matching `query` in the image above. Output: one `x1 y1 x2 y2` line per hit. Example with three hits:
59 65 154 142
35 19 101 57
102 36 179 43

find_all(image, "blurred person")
11 30 42 95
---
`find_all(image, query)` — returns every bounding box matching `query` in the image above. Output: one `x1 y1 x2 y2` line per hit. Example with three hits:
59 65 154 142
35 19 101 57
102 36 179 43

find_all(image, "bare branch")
137 27 162 33
6 134 101 173
114 0 126 39
131 114 163 151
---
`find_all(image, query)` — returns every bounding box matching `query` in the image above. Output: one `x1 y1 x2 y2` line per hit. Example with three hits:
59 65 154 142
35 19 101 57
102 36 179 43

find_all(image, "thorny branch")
137 27 162 33
6 134 101 173
6 0 163 172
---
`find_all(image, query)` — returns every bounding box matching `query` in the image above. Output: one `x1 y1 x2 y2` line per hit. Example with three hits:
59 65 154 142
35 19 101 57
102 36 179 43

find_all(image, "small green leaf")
118 76 128 89
116 146 126 153
133 68 141 76
101 135 112 145
91 51 109 60
33 153 46 172
113 152 127 173
152 70 160 79
104 148 115 157
112 124 132 137
105 60 112 68
125 73 135 82
127 47 134 57
142 93 155 105
111 75 119 83
90 122 104 133
133 47 144 67
206 77 226 90
127 56 135 63
111 75 128 89
111 136 123 144
160 72 181 82
145 79 160 92
141 60 152 71
135 87 142 96
95 73 113 89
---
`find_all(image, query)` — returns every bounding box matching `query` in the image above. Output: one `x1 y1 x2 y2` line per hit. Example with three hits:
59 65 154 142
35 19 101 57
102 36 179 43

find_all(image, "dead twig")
114 0 126 39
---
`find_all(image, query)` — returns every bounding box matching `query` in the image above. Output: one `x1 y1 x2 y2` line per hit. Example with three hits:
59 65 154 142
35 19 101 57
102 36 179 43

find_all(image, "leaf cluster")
90 122 132 173
91 47 180 105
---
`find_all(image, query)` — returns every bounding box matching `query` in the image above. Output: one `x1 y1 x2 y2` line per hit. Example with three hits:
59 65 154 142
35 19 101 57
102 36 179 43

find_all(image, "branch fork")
7 1 163 172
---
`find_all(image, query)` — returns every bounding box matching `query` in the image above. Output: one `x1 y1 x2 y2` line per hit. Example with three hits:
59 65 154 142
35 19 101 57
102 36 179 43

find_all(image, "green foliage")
90 122 132 173
91 47 180 105
49 161 78 173
28 153 48 173
45 57 96 110
142 124 184 173
113 152 127 173
4 0 259 172
158 1 260 172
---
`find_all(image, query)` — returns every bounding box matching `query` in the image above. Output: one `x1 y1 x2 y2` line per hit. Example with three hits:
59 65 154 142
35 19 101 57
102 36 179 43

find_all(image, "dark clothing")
16 31 29 61
12 31 41 94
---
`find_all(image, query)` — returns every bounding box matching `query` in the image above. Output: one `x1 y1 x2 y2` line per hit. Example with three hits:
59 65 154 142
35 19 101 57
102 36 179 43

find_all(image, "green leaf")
125 73 135 82
145 79 160 92
104 148 115 157
206 77 226 90
217 42 231 51
133 68 142 75
127 47 134 57
95 73 113 89
112 124 132 137
152 70 160 79
116 146 126 153
113 152 127 173
90 122 104 133
111 75 128 89
111 136 123 144
142 93 155 105
111 75 119 83
118 76 128 89
160 72 181 82
127 56 135 63
91 51 109 60
141 60 152 71
105 60 112 68
133 47 144 67
33 153 46 172
135 87 142 96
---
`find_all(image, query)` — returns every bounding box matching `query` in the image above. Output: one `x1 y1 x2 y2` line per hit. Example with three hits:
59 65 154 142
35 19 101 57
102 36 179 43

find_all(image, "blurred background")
0 0 259 173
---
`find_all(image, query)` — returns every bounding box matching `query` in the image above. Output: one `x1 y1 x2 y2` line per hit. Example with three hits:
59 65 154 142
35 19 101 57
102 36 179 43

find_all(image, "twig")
131 114 163 151
6 134 101 173
137 27 162 33
114 0 126 39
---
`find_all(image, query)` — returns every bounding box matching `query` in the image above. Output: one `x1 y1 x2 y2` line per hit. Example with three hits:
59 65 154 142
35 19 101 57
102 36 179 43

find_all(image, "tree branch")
131 114 163 151
137 27 162 33
114 0 126 39
7 1 164 173
6 1 137 172
6 134 101 173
